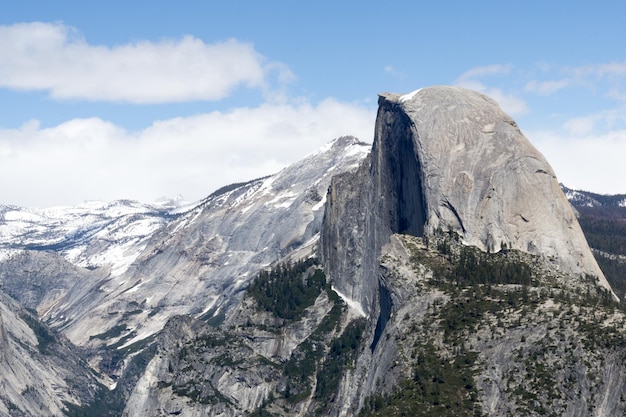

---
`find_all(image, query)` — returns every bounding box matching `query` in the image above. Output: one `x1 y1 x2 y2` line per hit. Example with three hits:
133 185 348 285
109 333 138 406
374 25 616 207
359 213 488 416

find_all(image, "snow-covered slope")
61 137 369 348
0 199 189 276
562 184 626 209
0 136 371 378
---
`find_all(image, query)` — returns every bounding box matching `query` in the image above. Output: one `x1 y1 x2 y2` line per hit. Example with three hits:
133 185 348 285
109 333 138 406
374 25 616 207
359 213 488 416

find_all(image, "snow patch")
230 180 265 207
482 123 495 133
3 209 45 222
0 249 18 262
344 143 370 157
400 88 422 102
118 313 171 349
259 176 276 195
266 191 297 209
241 204 254 215
332 286 367 318
312 194 327 211
197 296 219 318
310 139 335 156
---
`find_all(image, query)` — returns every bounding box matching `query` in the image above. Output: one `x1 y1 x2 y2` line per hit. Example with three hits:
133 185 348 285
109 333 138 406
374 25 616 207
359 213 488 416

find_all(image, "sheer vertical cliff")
392 87 609 289
321 86 615 321
319 86 622 416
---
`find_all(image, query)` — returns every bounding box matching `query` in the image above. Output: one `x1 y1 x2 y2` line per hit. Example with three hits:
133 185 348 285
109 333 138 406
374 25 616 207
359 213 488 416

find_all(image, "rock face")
391 88 606 281
322 86 615 319
0 87 624 417
0 290 101 417
53 136 369 351
353 234 626 417
0 136 370 376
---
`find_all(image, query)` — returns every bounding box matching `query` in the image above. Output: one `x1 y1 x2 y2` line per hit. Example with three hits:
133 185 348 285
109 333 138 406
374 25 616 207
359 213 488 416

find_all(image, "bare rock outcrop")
322 86 616 316
388 87 609 289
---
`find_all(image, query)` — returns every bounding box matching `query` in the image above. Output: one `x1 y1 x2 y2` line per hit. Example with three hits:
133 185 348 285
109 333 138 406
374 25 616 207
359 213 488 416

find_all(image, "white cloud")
523 61 626 98
562 107 626 136
0 100 375 208
456 80 528 117
455 65 528 116
0 22 292 103
597 61 626 77
383 65 406 80
524 79 571 95
456 64 512 84
563 116 596 136
530 128 626 194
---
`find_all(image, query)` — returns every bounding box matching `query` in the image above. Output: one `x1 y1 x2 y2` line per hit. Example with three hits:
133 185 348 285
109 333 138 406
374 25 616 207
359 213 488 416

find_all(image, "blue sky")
2 1 626 207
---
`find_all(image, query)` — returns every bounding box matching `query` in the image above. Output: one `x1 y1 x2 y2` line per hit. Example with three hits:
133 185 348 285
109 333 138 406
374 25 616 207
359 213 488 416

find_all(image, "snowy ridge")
0 199 195 276
562 184 626 209
563 188 601 208
0 137 371 353
88 136 368 345
399 88 422 102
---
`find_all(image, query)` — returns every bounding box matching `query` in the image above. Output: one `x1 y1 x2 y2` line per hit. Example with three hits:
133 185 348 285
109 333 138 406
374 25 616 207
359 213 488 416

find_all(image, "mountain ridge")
0 87 625 416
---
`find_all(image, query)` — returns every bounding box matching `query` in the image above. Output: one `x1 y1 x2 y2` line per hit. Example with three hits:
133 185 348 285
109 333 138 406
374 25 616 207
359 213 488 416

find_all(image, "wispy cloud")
455 65 528 116
523 60 626 99
597 61 626 77
531 128 626 194
563 107 626 136
456 64 512 84
0 100 375 207
384 65 405 79
0 22 293 103
524 79 571 95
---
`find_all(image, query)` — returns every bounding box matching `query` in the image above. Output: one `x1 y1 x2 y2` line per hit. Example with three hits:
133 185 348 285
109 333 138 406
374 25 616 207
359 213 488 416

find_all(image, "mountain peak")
323 85 616 313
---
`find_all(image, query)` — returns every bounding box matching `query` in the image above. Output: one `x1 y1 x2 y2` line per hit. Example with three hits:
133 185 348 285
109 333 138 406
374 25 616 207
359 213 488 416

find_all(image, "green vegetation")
20 312 56 355
207 176 269 200
315 319 366 404
433 240 533 287
88 324 127 341
453 246 532 285
63 385 121 417
578 213 626 256
595 255 626 301
575 208 626 301
283 339 319 403
247 258 326 320
64 340 157 417
358 231 626 417
360 344 481 417
246 257 365 415
280 288 346 405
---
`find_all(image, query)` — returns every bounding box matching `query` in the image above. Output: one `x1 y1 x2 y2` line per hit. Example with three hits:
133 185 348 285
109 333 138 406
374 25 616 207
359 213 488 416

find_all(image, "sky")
2 1 626 207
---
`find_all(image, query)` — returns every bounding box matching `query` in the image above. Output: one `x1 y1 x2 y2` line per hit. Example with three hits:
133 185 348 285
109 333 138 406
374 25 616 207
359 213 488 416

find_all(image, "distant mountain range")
561 184 626 302
562 184 626 210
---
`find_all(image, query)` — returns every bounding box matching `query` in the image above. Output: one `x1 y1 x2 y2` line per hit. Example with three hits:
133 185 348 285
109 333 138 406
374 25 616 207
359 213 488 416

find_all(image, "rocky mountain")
0 199 183 276
0 290 101 416
1 86 625 416
562 185 626 210
0 136 370 413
